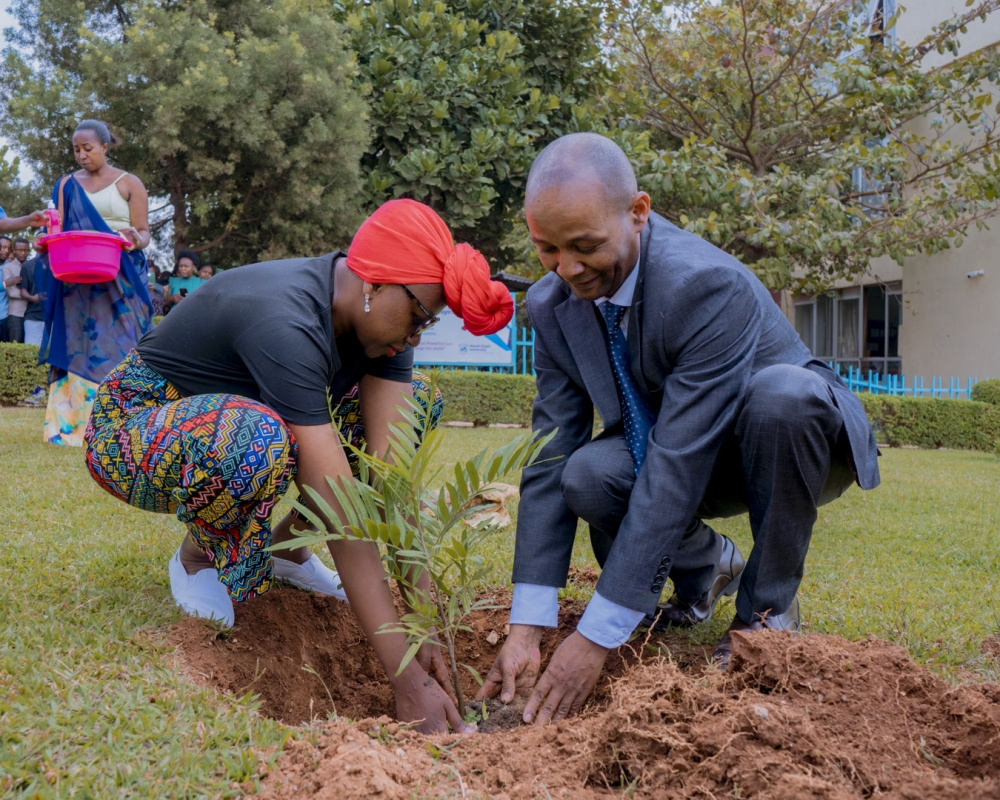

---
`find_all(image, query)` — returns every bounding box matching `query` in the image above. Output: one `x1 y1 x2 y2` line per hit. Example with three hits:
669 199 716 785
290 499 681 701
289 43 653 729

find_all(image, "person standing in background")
3 238 32 343
164 250 203 311
147 258 166 317
0 237 8 342
39 119 151 446
20 250 45 346
197 263 214 281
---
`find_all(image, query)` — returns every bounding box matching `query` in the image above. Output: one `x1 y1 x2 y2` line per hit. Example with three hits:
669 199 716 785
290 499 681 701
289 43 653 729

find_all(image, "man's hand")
392 662 475 734
3 274 21 288
523 632 609 726
26 210 47 227
477 624 544 705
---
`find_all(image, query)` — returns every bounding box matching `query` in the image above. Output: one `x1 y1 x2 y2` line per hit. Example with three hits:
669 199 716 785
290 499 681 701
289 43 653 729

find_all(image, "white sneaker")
273 553 348 602
168 547 235 627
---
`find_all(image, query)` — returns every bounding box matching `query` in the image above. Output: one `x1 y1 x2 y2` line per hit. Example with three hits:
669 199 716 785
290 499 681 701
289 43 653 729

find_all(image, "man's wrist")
508 623 545 645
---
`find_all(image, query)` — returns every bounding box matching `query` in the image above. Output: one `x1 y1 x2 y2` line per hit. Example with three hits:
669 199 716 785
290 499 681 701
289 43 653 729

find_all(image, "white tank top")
84 173 132 231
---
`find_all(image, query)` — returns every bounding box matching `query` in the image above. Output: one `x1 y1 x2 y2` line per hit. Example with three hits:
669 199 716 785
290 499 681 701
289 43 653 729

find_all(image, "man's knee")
739 365 840 436
560 440 633 529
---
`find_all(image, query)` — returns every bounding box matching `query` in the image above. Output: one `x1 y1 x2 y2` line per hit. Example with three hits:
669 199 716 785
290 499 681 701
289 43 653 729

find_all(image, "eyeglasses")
402 285 440 335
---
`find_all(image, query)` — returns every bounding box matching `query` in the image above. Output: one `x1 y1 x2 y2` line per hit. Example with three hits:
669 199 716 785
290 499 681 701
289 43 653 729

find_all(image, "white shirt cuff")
576 591 646 649
510 583 559 628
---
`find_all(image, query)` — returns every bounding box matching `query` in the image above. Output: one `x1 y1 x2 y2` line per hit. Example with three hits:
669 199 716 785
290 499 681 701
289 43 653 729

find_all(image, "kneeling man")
478 133 880 725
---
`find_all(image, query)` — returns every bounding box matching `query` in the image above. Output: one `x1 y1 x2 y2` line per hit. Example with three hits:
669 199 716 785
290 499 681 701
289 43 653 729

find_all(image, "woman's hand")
118 227 143 251
416 630 458 704
392 661 474 734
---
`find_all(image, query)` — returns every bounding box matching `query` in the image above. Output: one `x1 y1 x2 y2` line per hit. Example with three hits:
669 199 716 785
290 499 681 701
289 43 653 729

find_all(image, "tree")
0 146 43 224
1 0 369 268
333 0 608 267
606 0 1000 292
278 376 554 720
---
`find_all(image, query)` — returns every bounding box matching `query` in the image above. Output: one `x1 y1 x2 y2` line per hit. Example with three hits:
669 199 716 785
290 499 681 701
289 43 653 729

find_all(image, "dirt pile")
170 587 1000 798
169 585 647 724
246 632 1000 800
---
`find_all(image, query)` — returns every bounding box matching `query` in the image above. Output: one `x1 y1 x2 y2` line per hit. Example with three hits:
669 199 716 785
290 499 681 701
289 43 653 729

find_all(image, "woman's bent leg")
85 354 297 603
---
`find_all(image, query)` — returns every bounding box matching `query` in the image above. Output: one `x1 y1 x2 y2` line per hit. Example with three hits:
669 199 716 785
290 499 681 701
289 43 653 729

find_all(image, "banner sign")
413 293 515 367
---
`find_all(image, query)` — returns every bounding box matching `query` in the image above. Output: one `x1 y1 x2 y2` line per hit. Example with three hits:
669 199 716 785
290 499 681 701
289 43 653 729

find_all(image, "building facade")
789 0 1000 381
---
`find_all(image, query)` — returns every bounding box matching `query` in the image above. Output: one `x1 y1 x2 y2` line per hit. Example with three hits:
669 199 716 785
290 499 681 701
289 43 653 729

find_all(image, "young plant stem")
436 587 467 719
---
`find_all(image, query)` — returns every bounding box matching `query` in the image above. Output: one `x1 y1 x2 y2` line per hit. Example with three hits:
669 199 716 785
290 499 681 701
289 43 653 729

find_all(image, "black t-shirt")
136 252 413 425
19 258 44 321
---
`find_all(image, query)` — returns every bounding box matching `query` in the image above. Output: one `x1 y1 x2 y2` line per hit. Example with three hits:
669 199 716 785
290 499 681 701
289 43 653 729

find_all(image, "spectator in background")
20 248 45 346
165 249 204 311
197 263 215 281
2 237 32 343
0 237 8 341
40 118 151 447
147 258 165 317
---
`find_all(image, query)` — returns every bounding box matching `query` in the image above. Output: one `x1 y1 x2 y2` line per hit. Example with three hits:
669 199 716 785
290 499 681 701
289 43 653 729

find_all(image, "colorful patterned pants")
84 350 442 602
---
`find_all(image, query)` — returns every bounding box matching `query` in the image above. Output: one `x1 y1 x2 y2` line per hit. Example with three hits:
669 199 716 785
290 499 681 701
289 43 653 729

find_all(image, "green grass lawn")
2 407 999 797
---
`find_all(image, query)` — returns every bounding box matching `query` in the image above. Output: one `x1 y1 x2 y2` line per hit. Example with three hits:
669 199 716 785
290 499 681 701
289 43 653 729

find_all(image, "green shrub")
970 378 1000 406
436 370 536 426
0 343 48 405
858 394 1000 452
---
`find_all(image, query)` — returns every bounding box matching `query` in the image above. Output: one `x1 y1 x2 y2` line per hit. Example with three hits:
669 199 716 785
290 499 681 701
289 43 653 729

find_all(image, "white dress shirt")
510 246 648 649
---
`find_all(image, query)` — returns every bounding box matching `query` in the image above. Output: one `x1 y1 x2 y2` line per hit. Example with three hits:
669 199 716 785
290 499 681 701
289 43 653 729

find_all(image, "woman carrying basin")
39 119 152 446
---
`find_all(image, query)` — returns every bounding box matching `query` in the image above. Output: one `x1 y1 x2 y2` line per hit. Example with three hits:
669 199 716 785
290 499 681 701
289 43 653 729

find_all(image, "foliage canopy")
607 0 1000 291
1 0 369 268
334 0 609 267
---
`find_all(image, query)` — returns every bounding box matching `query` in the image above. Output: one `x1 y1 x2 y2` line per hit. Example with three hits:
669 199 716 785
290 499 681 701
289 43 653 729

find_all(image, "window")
794 282 901 375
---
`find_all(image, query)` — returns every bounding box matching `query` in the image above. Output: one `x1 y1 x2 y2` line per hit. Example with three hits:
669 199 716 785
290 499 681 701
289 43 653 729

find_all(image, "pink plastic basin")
34 231 126 284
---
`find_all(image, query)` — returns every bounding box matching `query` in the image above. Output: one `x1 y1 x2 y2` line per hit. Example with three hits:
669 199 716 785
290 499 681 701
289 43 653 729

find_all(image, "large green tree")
0 146 43 225
607 0 1000 292
334 0 608 266
1 0 369 267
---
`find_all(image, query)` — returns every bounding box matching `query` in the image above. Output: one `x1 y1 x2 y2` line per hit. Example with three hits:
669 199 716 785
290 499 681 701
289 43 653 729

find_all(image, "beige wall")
882 1 999 379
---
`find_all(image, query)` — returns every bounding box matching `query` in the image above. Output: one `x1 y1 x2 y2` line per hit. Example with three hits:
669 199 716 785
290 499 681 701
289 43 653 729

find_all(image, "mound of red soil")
245 633 1000 800
170 587 1000 798
169 585 655 725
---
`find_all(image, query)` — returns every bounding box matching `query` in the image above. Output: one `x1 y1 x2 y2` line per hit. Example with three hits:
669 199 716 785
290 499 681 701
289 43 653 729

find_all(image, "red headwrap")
346 199 513 336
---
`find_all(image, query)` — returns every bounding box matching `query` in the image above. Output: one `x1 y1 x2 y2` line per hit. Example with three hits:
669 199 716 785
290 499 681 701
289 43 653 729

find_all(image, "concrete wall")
893 0 1000 379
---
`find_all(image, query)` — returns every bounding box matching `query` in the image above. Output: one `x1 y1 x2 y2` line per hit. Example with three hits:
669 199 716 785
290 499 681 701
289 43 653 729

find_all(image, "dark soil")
170 586 1000 799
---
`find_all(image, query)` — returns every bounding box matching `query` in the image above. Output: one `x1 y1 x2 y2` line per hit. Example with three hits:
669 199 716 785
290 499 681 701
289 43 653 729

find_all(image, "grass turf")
1 407 999 796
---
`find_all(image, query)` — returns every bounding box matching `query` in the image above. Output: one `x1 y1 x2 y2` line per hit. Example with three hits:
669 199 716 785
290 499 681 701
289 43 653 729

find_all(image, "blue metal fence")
830 365 987 399
424 332 990 398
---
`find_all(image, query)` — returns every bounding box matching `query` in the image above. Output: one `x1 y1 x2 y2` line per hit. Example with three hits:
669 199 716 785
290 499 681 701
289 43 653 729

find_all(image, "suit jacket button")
660 556 671 567
656 566 667 576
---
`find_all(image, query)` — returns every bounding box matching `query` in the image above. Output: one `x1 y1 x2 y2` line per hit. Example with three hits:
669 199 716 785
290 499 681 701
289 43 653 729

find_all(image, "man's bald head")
523 133 650 302
525 133 637 211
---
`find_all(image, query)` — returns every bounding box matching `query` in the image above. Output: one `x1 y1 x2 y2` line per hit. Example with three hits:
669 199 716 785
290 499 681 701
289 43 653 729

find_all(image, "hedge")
0 343 48 405
435 370 536 426
858 393 1000 452
971 378 1000 407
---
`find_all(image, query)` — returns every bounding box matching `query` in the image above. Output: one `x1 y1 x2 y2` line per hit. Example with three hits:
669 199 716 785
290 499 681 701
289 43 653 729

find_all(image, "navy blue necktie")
598 302 655 475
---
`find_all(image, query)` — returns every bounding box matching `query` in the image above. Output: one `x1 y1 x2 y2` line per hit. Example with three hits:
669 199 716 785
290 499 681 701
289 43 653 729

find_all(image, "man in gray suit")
477 133 880 726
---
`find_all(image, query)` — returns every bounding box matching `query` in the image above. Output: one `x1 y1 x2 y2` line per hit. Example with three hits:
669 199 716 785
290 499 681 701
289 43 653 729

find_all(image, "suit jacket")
512 213 880 614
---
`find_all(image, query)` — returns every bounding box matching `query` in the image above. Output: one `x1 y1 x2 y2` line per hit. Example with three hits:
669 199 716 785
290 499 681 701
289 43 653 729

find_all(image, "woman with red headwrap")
83 200 512 733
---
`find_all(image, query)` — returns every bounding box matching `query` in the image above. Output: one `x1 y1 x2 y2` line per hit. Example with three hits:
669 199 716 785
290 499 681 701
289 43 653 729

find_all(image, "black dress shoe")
643 535 745 629
712 596 801 671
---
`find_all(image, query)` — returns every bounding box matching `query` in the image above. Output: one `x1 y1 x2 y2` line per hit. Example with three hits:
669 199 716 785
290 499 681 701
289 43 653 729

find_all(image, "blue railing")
830 365 987 399
423 333 989 398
